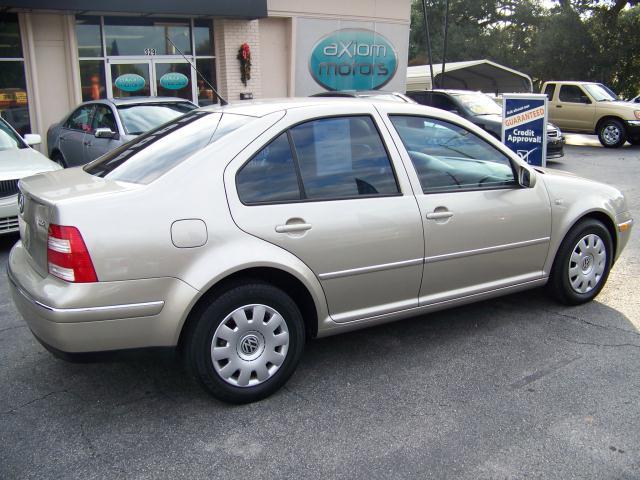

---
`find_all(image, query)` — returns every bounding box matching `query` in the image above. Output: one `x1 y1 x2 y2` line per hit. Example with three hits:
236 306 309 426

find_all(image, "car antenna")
165 35 228 106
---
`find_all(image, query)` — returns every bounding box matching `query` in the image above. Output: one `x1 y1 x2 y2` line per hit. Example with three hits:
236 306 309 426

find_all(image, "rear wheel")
548 219 613 305
597 119 627 148
183 282 305 404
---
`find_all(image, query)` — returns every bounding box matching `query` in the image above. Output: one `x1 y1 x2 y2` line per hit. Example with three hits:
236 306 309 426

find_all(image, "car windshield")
117 102 197 135
453 93 502 116
583 84 618 101
0 119 26 152
84 111 254 184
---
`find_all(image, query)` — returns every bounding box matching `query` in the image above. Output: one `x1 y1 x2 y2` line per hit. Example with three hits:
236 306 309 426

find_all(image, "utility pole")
441 0 450 89
421 0 436 88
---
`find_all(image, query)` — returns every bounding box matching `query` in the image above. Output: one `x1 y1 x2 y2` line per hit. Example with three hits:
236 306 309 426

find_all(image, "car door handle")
275 223 312 233
556 105 562 108
426 211 454 220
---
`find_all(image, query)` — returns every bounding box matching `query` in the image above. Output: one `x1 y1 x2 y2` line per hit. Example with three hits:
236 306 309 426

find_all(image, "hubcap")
211 304 289 388
568 234 606 294
602 125 621 145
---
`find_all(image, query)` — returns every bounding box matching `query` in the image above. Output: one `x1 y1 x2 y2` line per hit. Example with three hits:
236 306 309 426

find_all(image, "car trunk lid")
18 167 137 277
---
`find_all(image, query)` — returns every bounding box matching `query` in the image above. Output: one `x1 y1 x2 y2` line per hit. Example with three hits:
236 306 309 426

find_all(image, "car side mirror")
518 165 537 188
94 128 119 139
22 133 41 146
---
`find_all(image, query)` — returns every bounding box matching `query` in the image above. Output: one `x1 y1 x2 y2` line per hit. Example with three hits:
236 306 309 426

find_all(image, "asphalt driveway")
1 137 639 479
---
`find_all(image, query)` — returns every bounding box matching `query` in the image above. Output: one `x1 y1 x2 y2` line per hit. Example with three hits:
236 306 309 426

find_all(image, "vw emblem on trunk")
18 193 24 214
240 335 260 355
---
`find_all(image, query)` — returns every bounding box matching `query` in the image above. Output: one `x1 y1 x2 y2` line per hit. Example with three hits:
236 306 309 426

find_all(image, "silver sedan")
46 97 196 167
9 98 633 403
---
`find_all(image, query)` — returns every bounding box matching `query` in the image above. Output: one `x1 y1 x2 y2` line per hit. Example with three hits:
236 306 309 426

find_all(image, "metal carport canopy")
407 59 533 94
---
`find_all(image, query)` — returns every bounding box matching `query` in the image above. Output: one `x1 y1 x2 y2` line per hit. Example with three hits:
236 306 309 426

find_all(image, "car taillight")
47 224 98 283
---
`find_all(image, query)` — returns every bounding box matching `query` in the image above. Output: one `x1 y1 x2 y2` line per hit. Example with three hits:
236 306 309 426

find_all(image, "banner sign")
501 94 548 167
308 28 398 91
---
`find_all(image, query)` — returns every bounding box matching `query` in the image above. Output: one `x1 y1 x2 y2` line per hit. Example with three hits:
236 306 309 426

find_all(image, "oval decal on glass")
159 72 189 90
114 73 146 92
309 28 398 91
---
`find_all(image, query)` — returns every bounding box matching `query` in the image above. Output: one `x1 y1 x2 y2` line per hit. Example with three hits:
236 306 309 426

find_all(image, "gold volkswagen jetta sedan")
8 99 633 403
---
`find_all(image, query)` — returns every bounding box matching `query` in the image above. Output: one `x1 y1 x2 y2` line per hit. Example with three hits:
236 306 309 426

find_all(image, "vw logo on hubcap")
582 256 592 271
240 334 260 355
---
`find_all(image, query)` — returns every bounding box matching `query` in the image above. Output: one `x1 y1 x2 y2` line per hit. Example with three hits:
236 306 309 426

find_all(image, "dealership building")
0 0 410 152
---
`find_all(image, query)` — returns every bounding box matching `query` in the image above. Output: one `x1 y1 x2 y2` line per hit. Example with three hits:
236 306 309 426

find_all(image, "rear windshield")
117 102 197 135
84 111 254 184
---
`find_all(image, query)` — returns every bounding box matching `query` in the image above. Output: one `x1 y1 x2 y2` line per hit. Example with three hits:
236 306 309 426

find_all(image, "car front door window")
65 105 95 132
390 116 516 193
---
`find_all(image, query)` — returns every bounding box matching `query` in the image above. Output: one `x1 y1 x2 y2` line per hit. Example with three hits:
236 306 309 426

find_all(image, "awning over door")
407 59 532 94
0 0 267 18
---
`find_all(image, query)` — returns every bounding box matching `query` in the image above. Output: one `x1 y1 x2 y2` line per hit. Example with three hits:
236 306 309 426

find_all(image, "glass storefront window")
0 14 30 136
79 60 106 101
194 20 214 56
110 63 151 98
76 16 102 58
0 13 23 58
75 16 216 106
196 58 217 106
104 17 191 56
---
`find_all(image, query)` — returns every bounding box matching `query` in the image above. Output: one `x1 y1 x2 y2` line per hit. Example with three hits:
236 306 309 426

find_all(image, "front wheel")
183 282 305 404
597 119 627 148
548 219 613 305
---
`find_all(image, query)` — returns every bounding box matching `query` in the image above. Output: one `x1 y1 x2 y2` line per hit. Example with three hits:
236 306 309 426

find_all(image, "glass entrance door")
153 61 194 101
109 61 152 98
107 59 193 101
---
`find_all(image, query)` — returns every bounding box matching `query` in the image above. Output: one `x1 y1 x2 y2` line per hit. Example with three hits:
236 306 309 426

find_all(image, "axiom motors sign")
309 29 398 91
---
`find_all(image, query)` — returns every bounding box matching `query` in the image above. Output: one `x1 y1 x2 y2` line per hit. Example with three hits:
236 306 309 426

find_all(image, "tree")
409 0 640 96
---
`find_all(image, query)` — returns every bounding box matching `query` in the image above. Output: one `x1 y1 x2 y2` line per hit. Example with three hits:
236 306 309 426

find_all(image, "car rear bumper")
8 241 199 353
0 195 19 234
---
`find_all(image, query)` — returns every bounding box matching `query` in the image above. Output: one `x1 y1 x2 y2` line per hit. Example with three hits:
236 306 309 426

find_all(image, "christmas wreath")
237 43 252 86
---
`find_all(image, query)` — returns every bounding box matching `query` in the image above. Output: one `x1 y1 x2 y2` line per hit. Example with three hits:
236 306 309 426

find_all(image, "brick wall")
214 19 262 102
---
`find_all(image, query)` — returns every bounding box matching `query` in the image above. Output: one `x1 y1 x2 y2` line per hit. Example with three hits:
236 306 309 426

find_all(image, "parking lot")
1 137 639 479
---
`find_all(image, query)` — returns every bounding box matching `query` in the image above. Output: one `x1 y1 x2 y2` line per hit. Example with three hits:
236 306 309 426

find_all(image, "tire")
548 219 613 305
183 282 305 404
51 152 67 168
597 119 627 148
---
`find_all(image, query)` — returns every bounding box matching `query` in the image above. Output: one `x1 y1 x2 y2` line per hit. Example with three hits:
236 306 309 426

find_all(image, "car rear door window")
390 115 516 193
544 83 556 101
431 94 458 112
236 133 301 204
289 116 399 199
64 105 95 132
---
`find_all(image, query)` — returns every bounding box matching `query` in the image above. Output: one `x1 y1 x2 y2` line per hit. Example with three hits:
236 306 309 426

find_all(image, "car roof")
312 90 404 97
82 97 196 107
408 89 484 95
196 97 442 118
